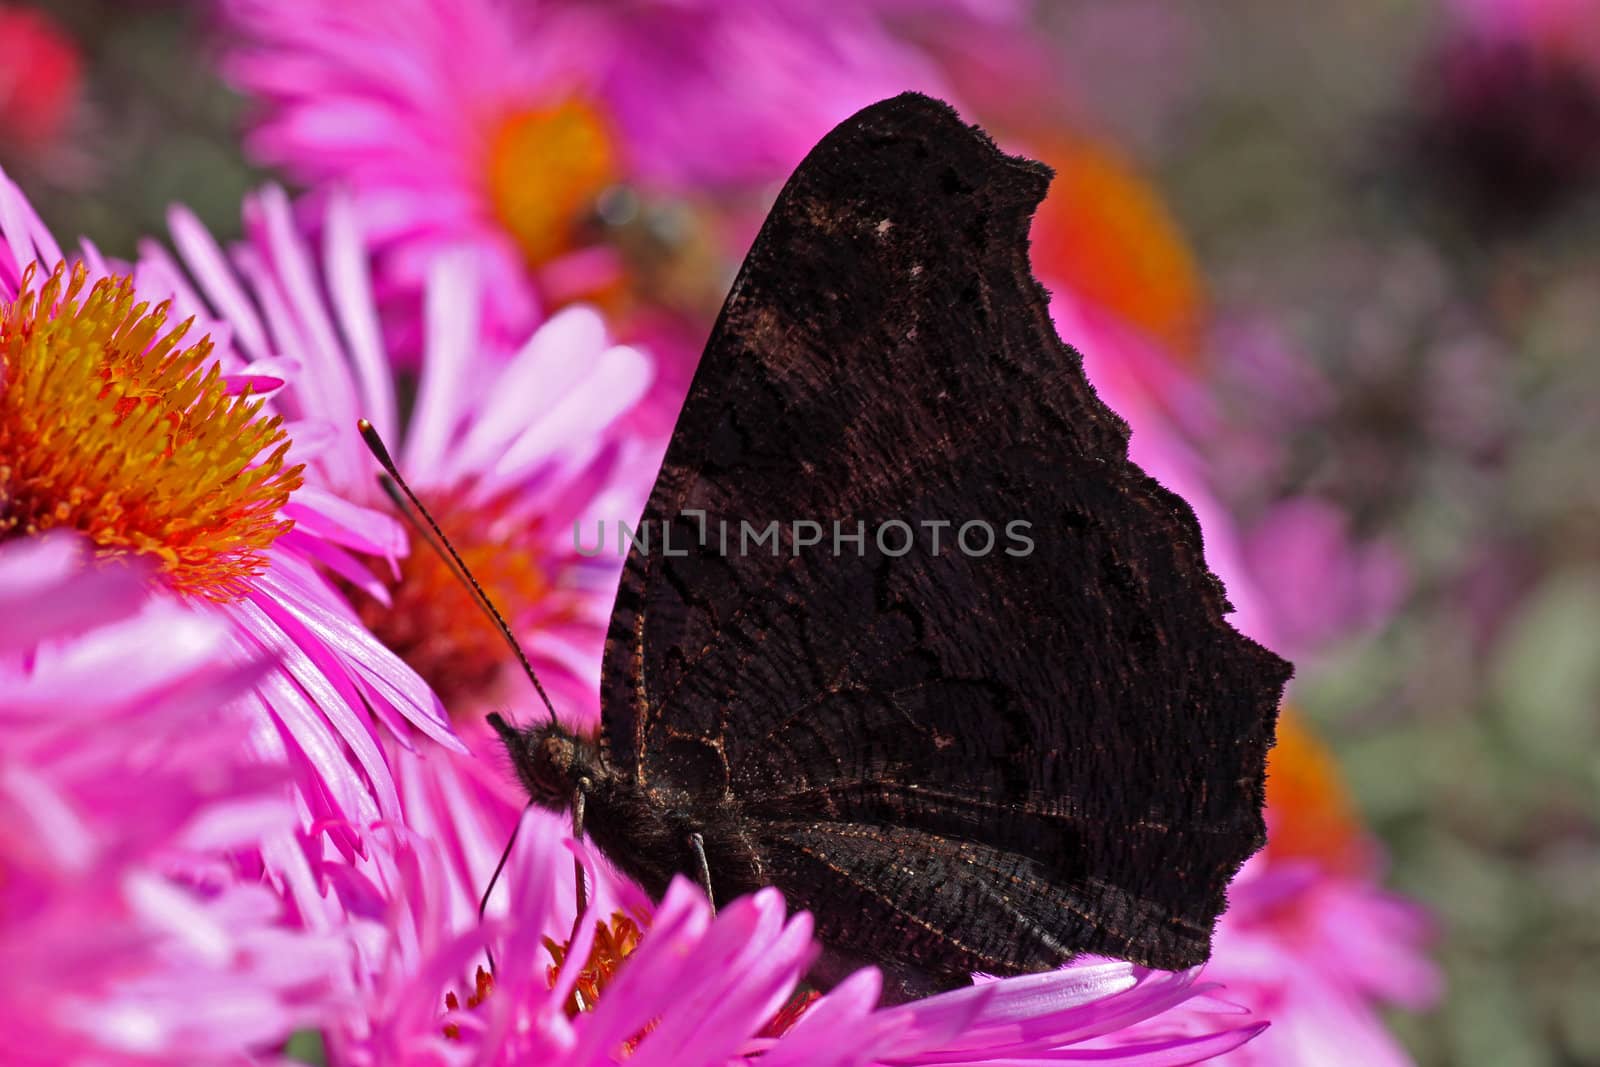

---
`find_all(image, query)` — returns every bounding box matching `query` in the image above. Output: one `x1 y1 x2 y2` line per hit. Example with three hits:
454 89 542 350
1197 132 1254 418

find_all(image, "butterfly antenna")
357 419 561 724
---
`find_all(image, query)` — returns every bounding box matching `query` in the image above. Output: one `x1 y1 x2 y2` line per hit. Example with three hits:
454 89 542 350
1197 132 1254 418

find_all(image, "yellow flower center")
1264 708 1367 874
0 263 300 600
351 488 557 715
485 98 618 268
1029 133 1206 364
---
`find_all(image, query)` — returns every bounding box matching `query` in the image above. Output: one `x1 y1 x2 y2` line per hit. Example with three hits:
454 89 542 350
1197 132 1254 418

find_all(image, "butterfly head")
487 712 600 813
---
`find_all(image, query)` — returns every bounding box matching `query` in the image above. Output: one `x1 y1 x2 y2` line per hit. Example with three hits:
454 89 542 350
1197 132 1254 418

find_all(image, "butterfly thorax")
487 713 764 904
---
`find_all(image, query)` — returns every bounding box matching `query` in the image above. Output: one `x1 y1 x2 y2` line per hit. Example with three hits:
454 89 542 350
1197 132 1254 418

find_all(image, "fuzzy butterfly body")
495 92 1290 1003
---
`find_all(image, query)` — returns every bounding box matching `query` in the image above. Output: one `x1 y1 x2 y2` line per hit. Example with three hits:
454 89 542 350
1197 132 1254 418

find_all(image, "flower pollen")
0 263 301 600
486 97 618 267
544 910 644 1019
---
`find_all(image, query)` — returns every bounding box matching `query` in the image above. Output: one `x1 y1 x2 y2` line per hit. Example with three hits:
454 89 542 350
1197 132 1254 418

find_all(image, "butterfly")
489 92 1290 1004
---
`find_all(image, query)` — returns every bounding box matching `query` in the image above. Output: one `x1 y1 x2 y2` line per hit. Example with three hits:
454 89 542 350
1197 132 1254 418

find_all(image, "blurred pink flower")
1451 0 1600 63
1207 858 1440 1067
1200 712 1441 1067
214 0 1023 351
0 533 349 1064
0 166 458 860
317 808 1264 1066
135 184 659 732
1241 498 1407 655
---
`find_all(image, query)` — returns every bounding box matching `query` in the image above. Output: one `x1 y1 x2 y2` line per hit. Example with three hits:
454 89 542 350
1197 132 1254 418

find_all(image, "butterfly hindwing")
598 92 1289 989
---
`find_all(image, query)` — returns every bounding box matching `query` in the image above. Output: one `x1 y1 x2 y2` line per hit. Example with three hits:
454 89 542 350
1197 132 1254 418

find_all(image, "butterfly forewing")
598 93 1289 993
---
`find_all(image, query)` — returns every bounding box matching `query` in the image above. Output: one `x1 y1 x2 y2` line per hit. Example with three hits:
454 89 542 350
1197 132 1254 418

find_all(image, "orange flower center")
1029 133 1205 364
545 910 646 1018
351 488 555 715
1264 708 1368 874
485 98 619 268
530 909 816 1049
0 263 301 600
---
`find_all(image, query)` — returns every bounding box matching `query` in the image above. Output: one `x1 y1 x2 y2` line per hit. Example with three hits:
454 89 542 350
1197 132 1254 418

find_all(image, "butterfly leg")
478 801 533 977
688 832 716 913
570 778 592 939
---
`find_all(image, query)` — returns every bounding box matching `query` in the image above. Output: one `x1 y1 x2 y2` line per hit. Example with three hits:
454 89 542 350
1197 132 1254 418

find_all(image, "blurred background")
5 1 1597 1064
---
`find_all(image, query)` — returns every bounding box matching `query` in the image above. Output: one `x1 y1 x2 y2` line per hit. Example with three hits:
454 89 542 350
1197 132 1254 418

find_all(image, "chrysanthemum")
314 807 1265 1066
215 0 1024 351
0 167 457 856
0 533 349 1064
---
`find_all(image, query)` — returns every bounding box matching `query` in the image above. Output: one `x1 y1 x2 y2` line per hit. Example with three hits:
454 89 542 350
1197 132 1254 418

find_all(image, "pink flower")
0 166 458 861
1207 858 1440 1067
1450 0 1600 60
1240 498 1407 655
214 0 1025 351
0 533 350 1064
1196 713 1441 1067
135 184 659 732
135 185 659 952
316 807 1264 1066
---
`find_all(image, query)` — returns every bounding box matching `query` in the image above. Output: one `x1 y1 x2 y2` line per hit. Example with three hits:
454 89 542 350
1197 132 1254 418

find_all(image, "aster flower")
0 533 349 1064
133 183 658 942
136 183 657 732
0 166 457 858
214 0 1026 358
315 806 1265 1066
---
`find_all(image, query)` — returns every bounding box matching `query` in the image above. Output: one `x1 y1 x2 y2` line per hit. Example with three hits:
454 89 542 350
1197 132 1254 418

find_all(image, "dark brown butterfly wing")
599 93 1289 985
